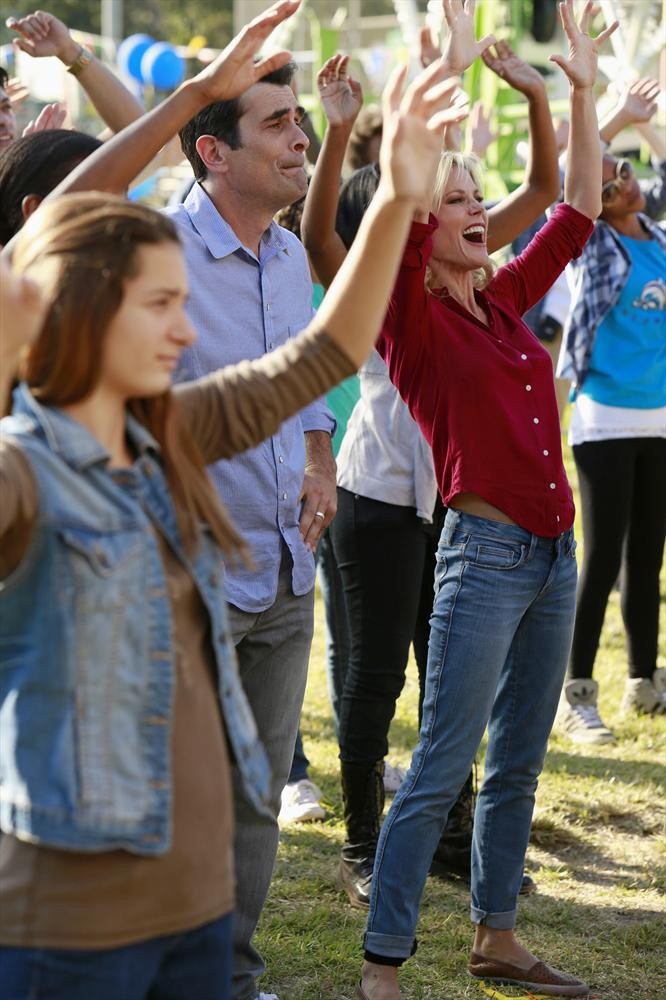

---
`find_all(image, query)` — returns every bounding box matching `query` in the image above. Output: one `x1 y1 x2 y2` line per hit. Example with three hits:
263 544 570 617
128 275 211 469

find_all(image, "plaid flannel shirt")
558 212 666 391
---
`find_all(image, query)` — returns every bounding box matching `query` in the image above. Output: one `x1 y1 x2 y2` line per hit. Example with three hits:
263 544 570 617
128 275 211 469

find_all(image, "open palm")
549 0 618 90
317 54 363 127
482 41 544 96
381 60 468 206
442 0 495 74
195 0 300 105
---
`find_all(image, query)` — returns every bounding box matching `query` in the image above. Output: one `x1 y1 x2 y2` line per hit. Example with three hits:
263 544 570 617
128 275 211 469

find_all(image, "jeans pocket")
465 540 526 570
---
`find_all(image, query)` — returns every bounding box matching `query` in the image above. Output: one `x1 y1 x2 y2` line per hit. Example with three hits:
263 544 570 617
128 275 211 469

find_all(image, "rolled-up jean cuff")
363 932 416 963
470 906 517 930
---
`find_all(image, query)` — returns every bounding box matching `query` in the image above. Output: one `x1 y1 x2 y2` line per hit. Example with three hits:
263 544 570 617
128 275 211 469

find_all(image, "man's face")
0 86 17 150
223 82 309 212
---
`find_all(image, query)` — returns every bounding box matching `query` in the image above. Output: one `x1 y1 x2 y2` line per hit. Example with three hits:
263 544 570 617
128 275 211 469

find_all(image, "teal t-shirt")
583 235 666 408
312 283 361 457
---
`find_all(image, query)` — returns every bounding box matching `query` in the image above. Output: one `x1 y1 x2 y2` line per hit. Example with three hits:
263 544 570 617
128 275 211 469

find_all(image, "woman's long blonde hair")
12 192 248 561
427 150 496 292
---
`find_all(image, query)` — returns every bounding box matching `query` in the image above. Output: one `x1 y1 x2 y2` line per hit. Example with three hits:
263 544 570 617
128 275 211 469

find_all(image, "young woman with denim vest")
0 15 468 1000
357 3 617 998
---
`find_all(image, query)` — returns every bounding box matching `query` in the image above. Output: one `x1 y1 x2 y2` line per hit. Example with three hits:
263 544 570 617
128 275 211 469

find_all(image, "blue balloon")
141 42 185 90
117 34 155 82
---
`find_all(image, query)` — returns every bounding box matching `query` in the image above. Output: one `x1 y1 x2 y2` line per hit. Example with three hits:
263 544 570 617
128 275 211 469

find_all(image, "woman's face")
99 242 195 401
431 167 490 274
600 154 645 223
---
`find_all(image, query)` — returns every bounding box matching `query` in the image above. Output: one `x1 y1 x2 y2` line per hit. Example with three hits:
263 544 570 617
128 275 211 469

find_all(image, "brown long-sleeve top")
0 327 354 949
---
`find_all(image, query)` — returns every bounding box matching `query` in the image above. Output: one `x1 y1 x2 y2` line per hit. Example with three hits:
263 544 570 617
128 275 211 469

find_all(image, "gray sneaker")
556 679 616 745
621 669 666 716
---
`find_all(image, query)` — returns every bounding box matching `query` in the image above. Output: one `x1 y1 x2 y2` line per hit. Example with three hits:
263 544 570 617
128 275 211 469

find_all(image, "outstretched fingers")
593 19 619 48
382 63 408 118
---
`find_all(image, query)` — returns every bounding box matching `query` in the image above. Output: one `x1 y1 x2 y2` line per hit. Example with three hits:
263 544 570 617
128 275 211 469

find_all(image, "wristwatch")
66 45 93 78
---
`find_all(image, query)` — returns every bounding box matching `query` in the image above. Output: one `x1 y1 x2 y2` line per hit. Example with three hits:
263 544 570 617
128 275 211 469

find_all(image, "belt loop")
442 507 459 546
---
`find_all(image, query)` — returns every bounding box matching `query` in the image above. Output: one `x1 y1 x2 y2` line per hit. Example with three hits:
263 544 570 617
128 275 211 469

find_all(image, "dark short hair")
0 66 9 90
335 162 381 250
179 61 297 181
0 129 102 243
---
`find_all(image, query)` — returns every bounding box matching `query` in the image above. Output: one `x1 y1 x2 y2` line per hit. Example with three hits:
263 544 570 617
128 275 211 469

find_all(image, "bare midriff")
450 492 518 527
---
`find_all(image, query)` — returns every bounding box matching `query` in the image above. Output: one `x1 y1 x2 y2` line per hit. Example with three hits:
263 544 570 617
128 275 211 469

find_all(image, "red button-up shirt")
377 202 594 537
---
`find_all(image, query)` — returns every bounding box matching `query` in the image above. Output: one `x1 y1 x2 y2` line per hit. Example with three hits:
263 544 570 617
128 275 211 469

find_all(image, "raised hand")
6 76 29 106
481 40 545 97
193 0 300 105
380 59 468 206
442 0 496 74
419 25 442 69
317 54 363 128
616 77 661 124
22 101 67 136
6 10 80 65
466 99 497 157
549 0 618 89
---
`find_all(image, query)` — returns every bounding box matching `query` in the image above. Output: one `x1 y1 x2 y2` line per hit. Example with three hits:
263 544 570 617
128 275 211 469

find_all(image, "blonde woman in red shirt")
358 2 617 998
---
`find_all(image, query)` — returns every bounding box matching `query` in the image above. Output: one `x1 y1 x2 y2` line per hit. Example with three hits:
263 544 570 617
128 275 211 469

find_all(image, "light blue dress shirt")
166 183 334 612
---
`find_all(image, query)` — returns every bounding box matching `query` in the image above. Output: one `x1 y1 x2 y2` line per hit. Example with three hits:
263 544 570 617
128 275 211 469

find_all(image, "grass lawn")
256 442 666 1000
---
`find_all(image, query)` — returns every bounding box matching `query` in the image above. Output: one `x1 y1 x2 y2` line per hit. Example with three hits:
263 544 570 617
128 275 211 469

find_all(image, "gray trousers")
228 561 314 1000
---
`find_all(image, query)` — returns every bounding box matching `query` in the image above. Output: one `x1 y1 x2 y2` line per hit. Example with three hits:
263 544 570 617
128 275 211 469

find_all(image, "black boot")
429 768 537 895
429 769 476 881
338 760 385 908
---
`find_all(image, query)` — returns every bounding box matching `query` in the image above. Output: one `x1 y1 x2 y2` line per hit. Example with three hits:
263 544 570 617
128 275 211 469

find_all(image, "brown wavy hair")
12 192 248 560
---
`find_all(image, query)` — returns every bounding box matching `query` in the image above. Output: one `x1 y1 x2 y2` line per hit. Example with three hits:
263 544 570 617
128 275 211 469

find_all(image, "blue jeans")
365 510 577 960
0 913 233 1000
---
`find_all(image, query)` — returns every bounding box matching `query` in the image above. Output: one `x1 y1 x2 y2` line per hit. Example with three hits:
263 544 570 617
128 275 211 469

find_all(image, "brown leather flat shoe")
469 951 590 997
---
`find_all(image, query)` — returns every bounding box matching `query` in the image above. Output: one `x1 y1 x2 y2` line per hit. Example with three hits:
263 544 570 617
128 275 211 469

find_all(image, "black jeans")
330 487 434 763
570 436 666 681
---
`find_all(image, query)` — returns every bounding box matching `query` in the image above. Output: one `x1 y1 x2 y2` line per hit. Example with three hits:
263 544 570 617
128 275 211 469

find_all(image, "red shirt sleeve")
489 202 594 316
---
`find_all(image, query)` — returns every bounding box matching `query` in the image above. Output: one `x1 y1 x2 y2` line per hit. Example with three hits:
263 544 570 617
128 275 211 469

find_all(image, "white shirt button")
526 385 532 391
556 515 560 522
543 449 549 456
533 417 539 424
549 482 556 490
282 492 287 500
279 456 284 463
521 353 527 360
266 303 271 311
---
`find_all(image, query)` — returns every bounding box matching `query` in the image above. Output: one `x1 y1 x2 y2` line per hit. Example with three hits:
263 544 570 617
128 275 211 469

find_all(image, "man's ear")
195 134 231 175
21 193 42 222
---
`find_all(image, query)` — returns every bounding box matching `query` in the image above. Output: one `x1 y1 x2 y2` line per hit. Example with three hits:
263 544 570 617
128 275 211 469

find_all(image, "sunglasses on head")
601 159 633 203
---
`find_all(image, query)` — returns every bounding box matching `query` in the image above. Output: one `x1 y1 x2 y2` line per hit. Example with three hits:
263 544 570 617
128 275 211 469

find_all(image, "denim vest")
0 385 270 855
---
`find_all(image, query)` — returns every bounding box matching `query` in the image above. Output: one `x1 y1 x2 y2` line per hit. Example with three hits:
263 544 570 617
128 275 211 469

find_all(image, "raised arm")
6 10 144 133
481 41 560 252
28 0 300 200
549 0 618 220
598 77 661 146
301 53 363 288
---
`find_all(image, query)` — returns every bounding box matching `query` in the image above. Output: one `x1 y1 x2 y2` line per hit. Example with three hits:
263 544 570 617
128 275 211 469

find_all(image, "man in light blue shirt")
168 62 336 1000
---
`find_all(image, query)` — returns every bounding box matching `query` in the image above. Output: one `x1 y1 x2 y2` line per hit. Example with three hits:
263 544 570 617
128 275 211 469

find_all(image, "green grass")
256 443 666 1000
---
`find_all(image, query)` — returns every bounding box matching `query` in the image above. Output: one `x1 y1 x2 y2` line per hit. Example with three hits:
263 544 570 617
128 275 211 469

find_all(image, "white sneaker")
556 679 616 745
621 669 666 716
257 994 279 999
278 779 325 824
383 761 407 794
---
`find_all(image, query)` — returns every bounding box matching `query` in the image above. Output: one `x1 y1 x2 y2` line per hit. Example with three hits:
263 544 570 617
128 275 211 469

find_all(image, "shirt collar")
183 181 290 263
12 383 159 471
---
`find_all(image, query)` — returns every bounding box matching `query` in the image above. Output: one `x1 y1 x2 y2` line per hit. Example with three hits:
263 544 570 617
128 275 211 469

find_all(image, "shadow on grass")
545 748 666 787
